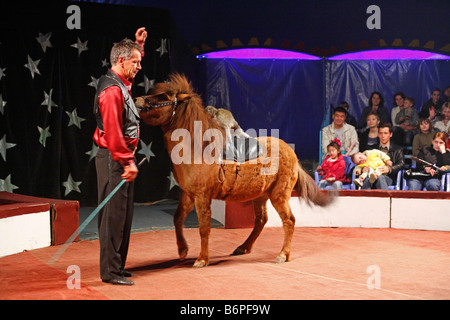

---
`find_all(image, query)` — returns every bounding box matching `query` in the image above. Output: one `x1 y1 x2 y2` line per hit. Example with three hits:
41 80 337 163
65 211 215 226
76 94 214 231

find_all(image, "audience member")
351 149 393 188
394 97 419 146
359 112 380 152
406 132 450 191
357 92 390 131
391 92 406 145
338 101 357 128
321 106 359 159
316 139 349 189
419 88 444 124
360 123 404 190
391 92 405 127
433 102 450 133
443 85 450 102
412 118 436 156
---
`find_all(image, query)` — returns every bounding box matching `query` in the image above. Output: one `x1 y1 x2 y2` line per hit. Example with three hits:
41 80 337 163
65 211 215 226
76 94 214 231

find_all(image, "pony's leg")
193 197 212 268
232 195 269 255
269 196 295 264
174 191 194 261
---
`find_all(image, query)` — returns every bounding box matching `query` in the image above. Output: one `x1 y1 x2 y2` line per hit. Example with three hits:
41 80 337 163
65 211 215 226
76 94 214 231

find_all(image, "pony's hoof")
178 247 188 261
193 259 207 268
275 256 287 264
232 246 249 255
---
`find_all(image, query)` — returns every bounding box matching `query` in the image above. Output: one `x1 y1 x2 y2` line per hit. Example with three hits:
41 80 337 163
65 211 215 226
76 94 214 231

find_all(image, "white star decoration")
66 108 86 129
0 175 19 193
0 94 6 115
0 135 16 162
71 37 88 56
36 32 52 52
62 173 82 196
37 126 51 147
41 89 58 113
156 38 168 57
167 171 178 190
0 67 6 81
88 76 99 89
101 59 109 68
24 55 41 79
138 75 155 93
85 143 99 161
137 140 155 162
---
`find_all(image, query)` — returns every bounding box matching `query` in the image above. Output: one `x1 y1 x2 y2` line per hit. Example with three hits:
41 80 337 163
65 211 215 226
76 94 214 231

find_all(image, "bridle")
139 94 179 125
140 94 178 113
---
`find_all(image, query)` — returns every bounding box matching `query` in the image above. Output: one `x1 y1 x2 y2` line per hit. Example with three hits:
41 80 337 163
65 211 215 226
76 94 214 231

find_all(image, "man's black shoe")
102 277 134 286
122 270 133 277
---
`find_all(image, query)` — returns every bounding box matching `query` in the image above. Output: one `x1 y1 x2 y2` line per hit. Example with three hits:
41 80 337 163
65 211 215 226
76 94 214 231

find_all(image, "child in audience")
351 149 393 187
316 139 349 189
395 97 419 146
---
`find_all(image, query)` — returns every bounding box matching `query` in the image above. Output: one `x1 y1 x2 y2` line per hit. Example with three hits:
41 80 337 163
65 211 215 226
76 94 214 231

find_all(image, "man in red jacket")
93 27 147 285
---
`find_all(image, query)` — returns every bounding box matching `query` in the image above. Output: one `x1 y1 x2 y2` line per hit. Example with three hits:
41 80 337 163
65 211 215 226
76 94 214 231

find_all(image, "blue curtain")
201 58 324 159
199 58 449 160
325 60 450 124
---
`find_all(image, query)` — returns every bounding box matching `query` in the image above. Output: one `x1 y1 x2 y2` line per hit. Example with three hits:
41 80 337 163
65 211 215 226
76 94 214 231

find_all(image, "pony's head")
135 73 199 127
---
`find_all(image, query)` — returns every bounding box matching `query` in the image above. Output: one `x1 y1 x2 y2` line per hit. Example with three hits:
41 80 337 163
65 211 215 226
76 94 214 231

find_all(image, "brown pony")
135 73 332 267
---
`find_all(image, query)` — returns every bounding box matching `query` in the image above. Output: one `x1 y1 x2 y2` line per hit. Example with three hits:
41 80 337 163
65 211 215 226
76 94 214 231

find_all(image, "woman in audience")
357 92 390 131
412 118 435 156
406 132 450 191
359 112 380 152
433 102 450 134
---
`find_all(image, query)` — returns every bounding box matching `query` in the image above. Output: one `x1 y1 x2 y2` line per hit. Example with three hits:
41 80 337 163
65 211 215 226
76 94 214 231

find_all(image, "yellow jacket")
357 149 391 170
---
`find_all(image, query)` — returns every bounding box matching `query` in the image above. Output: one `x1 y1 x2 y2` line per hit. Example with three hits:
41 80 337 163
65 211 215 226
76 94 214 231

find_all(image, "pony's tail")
296 164 334 207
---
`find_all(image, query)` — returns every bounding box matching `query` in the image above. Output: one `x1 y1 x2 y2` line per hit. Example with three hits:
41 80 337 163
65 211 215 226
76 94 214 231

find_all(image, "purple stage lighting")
197 48 321 60
329 49 450 60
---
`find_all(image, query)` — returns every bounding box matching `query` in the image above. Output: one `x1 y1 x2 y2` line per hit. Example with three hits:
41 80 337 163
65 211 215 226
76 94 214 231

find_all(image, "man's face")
378 127 392 145
121 49 142 79
332 111 346 126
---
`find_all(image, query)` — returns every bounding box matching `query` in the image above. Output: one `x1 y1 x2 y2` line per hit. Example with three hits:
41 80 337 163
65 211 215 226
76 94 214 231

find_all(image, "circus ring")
1 189 449 301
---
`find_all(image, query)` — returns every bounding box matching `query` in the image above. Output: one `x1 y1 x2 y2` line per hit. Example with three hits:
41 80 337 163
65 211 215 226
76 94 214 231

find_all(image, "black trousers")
95 148 135 281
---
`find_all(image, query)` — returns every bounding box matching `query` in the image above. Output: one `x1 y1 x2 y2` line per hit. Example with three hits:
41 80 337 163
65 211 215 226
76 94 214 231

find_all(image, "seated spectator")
361 123 404 190
321 106 359 160
357 92 390 131
316 139 349 189
443 85 450 102
406 132 450 191
394 97 419 146
433 102 450 134
338 101 357 128
391 92 406 145
359 112 380 152
391 92 406 127
351 149 393 188
419 88 444 125
412 118 436 156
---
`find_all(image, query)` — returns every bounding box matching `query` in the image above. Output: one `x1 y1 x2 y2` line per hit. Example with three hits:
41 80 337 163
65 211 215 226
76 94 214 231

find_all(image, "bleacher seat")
402 170 447 191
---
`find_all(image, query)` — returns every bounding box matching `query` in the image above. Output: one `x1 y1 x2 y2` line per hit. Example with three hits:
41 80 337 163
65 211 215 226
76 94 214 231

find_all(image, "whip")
48 157 146 265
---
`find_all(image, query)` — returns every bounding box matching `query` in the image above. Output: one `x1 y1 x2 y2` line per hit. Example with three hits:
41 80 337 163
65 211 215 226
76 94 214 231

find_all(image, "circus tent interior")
1 2 450 301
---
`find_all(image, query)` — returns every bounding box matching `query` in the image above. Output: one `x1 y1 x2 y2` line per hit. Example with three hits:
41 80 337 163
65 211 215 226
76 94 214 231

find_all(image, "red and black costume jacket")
93 69 140 167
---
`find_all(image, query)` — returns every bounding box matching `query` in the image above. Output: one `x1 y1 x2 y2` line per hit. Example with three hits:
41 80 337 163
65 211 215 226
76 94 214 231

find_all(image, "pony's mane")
152 73 225 150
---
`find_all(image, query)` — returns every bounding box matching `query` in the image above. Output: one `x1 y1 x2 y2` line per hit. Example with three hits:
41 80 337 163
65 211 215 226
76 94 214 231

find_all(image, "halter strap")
141 94 178 112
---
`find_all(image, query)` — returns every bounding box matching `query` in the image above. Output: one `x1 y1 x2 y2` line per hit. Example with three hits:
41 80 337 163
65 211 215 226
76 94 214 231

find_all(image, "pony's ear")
177 93 194 101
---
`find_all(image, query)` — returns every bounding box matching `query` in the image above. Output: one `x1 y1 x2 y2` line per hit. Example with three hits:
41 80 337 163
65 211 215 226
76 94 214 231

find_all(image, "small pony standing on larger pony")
135 73 332 268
